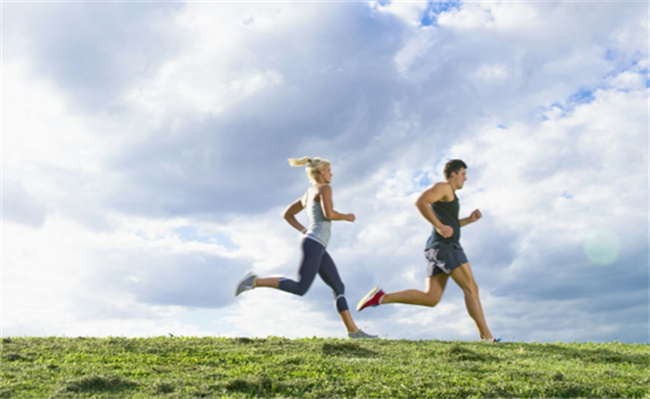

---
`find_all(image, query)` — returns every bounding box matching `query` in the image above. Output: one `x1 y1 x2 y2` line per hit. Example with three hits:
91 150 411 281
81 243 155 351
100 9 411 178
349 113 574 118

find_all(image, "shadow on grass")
235 337 267 344
152 380 175 394
525 344 649 366
3 353 28 362
61 375 138 394
445 343 499 362
227 375 273 392
321 342 378 358
226 374 317 398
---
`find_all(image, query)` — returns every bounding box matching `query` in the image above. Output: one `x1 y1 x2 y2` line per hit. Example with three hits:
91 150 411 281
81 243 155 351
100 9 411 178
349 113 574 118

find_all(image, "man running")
357 160 499 342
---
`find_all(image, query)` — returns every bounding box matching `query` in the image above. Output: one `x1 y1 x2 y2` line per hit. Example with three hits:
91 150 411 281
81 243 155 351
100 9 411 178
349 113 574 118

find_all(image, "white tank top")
305 186 331 247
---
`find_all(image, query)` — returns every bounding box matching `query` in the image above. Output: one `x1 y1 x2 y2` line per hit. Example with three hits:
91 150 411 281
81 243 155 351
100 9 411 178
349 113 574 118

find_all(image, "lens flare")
582 228 621 265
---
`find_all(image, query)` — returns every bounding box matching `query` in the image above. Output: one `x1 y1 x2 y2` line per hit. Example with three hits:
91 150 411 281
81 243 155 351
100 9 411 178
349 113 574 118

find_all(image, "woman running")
235 156 377 339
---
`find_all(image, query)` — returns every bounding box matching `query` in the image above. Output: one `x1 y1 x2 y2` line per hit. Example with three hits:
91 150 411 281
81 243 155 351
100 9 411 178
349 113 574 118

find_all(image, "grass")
1 336 648 398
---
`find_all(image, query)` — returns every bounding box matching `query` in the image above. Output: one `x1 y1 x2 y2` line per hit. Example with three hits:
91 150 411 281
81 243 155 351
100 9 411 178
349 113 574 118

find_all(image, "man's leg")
449 262 493 340
380 273 449 307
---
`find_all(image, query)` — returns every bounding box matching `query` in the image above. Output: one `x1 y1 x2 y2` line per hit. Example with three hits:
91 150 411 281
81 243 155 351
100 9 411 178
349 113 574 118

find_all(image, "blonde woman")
236 157 376 339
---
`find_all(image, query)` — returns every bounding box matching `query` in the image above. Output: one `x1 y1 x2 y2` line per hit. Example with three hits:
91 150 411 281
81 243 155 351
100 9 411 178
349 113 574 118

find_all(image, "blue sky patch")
568 88 596 105
413 170 434 190
421 0 462 27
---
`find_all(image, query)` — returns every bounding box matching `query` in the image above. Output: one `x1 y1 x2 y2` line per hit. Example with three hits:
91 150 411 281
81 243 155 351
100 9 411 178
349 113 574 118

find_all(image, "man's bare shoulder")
419 182 454 204
431 182 454 201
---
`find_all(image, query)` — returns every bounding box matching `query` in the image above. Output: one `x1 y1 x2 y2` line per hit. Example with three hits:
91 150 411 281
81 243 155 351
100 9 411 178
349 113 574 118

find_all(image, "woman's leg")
317 251 358 333
256 238 323 296
254 277 280 288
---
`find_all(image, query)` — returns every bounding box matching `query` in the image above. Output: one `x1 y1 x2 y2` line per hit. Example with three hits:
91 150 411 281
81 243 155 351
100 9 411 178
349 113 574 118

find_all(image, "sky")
2 1 648 343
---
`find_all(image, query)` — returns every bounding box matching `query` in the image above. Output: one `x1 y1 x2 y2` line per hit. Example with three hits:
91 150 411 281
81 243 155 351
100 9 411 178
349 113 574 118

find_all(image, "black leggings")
278 238 349 312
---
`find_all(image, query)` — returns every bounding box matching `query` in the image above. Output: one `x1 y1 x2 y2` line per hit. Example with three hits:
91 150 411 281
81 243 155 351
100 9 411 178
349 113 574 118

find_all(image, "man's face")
450 168 467 189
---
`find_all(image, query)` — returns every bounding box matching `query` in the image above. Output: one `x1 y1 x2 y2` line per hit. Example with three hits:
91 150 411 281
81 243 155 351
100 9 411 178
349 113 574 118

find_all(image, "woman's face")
318 165 332 183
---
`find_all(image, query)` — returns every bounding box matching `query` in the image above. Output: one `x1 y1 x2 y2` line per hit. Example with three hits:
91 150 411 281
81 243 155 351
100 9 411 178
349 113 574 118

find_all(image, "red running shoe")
356 286 385 311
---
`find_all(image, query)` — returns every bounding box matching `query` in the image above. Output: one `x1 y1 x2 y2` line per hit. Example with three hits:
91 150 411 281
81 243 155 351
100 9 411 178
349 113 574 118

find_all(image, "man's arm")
415 183 454 238
460 209 482 227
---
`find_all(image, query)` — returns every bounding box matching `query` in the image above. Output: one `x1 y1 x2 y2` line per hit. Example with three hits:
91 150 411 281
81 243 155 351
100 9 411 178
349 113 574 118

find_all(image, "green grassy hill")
1 337 648 398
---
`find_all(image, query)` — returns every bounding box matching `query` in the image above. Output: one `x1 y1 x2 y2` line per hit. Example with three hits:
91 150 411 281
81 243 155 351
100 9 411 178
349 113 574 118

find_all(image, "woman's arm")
283 198 307 232
318 184 355 222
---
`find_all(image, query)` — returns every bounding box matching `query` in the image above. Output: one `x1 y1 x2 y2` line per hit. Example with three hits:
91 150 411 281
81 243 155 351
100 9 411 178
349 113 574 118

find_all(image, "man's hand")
436 224 454 238
345 213 356 223
470 209 482 222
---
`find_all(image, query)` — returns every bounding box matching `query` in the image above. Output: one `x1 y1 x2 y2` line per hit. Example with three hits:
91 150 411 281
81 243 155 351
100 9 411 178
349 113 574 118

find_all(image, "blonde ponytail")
288 156 330 182
287 156 312 167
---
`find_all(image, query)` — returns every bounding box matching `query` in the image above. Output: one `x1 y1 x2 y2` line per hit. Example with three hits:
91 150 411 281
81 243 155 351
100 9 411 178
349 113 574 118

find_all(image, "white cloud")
3 180 48 228
472 62 510 84
437 3 494 30
3 58 105 174
224 293 345 339
606 70 646 91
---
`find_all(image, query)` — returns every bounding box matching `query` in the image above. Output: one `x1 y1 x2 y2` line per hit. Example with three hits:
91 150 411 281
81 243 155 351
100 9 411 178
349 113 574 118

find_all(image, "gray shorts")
425 242 468 276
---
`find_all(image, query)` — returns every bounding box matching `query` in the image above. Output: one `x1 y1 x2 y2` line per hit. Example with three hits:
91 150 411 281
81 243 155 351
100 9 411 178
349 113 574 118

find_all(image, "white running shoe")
348 329 379 339
480 336 502 343
235 272 257 296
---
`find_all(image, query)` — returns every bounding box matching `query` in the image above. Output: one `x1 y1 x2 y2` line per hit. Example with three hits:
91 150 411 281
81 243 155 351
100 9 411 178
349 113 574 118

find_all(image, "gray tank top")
305 186 331 247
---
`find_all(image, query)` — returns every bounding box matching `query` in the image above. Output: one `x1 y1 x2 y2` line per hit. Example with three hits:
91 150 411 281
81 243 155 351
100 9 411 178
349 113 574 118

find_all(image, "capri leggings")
278 237 349 312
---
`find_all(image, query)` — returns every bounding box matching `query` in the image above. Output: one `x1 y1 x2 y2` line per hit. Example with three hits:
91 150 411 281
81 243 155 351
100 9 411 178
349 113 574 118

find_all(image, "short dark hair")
444 159 467 179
